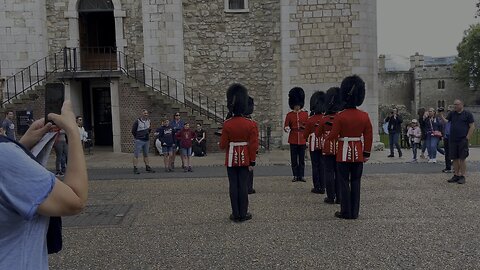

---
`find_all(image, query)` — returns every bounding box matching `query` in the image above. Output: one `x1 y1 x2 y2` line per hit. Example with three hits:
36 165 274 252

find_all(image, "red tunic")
316 114 339 156
284 110 308 145
325 108 373 162
219 116 259 167
303 114 323 151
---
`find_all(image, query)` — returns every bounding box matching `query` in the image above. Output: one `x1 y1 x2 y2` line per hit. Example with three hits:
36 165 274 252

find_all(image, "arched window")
441 100 445 108
438 80 442 89
441 80 445 89
437 100 442 108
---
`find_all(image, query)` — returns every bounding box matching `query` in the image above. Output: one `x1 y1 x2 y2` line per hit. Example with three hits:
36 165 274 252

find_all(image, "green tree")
453 24 480 90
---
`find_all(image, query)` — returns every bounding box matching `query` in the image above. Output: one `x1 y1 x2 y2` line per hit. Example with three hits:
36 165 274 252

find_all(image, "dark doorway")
92 87 113 146
78 2 116 70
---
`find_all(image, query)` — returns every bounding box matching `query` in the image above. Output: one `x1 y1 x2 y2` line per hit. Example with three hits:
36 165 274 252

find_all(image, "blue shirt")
2 118 15 140
0 142 56 270
447 110 474 142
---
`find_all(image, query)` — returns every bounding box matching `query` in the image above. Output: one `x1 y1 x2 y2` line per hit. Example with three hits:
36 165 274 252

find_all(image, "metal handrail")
1 49 64 106
1 47 228 126
116 50 227 124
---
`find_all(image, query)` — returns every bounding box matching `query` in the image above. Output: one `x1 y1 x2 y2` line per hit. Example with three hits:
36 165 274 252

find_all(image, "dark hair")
76 116 83 120
5 110 13 116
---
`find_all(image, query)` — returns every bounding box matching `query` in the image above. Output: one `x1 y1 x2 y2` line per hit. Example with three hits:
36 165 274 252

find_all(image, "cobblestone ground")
49 172 480 269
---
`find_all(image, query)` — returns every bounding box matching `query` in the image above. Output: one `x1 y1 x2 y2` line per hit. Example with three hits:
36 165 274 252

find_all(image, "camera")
437 107 445 112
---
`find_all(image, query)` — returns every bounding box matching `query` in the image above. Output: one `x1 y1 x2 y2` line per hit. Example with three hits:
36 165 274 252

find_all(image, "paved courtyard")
49 169 480 269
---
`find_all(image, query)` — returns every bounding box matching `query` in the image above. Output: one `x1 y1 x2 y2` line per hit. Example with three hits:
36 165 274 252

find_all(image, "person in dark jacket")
384 108 403 157
155 118 175 172
131 109 155 174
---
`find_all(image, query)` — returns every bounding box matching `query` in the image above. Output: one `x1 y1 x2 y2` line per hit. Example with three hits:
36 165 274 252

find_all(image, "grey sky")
377 0 478 58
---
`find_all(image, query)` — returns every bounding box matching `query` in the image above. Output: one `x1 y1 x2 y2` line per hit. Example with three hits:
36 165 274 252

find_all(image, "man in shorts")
131 109 155 174
440 99 475 184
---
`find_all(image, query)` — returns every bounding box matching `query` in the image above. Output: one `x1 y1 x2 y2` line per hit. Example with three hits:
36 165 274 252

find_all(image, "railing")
1 49 64 107
59 47 227 124
259 123 272 151
1 47 273 148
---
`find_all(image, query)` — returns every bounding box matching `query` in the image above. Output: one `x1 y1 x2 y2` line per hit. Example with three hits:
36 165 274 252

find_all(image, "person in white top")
76 116 88 145
407 119 422 163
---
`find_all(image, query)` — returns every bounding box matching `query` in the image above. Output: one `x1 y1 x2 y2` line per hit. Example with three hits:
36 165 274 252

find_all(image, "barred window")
225 0 249 12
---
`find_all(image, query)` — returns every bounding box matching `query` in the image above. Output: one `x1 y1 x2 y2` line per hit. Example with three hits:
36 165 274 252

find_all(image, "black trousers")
324 155 340 201
227 167 249 218
310 150 325 190
444 138 451 170
290 144 306 178
337 162 363 219
247 170 254 193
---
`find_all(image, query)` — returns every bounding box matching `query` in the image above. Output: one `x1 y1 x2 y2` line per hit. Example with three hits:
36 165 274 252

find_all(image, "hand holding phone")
45 83 65 125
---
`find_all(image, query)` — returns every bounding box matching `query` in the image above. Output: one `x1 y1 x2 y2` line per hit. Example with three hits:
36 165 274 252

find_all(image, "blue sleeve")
0 143 55 220
468 112 474 124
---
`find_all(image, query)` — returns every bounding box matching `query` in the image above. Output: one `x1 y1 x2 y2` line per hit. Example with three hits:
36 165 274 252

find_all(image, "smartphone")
45 83 65 124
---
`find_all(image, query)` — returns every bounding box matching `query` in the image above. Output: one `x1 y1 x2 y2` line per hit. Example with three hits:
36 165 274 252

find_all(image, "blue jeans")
426 135 440 159
389 132 401 155
411 142 420 160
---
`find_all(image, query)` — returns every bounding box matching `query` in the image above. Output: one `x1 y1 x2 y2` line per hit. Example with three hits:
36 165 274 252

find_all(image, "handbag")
429 119 442 137
382 122 389 134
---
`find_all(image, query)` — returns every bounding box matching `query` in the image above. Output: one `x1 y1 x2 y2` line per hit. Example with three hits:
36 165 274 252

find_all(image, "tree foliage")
453 24 480 90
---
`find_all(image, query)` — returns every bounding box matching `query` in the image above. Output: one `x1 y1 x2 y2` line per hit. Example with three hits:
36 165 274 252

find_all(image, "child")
175 123 196 172
155 119 175 172
407 119 422 163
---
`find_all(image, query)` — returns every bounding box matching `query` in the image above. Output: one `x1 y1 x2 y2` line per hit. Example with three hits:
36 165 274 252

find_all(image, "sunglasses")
175 114 180 116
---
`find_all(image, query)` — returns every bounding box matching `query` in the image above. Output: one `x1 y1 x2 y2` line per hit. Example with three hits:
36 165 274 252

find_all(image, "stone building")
378 53 479 116
0 0 379 152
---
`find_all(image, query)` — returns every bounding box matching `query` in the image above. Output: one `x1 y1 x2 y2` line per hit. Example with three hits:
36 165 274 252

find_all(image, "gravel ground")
49 172 480 270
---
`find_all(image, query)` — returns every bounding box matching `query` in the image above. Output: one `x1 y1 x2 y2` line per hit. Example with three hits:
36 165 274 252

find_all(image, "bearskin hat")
324 87 342 114
227 83 249 115
340 75 365 108
309 91 326 115
288 87 305 110
244 96 254 116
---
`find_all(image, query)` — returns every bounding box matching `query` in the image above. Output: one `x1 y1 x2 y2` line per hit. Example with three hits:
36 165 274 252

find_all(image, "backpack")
0 135 63 254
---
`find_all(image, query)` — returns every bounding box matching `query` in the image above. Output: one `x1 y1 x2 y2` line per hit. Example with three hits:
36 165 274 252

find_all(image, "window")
225 0 249 13
438 80 445 89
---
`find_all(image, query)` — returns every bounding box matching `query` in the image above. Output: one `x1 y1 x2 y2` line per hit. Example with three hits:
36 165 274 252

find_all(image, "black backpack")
0 135 62 254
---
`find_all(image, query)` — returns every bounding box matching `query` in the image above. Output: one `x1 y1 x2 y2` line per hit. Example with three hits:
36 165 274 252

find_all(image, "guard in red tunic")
245 96 259 195
284 87 309 182
303 91 326 193
220 84 259 222
326 75 373 219
317 87 342 204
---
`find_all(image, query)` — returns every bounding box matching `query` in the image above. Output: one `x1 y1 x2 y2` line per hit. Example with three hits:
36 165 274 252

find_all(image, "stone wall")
414 65 479 110
0 0 48 79
142 0 184 82
378 71 413 111
281 0 379 144
183 0 283 145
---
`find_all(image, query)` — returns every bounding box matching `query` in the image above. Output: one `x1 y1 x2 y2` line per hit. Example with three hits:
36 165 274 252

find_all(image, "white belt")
228 142 248 167
309 133 316 152
339 137 361 161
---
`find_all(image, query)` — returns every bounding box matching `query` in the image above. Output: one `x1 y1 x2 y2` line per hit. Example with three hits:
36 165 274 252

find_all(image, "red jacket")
219 116 259 167
316 114 339 156
303 114 323 151
284 110 308 145
175 128 196 148
325 108 373 162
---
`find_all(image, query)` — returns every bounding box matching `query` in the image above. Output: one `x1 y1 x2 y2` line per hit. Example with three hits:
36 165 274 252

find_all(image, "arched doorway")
78 0 117 70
